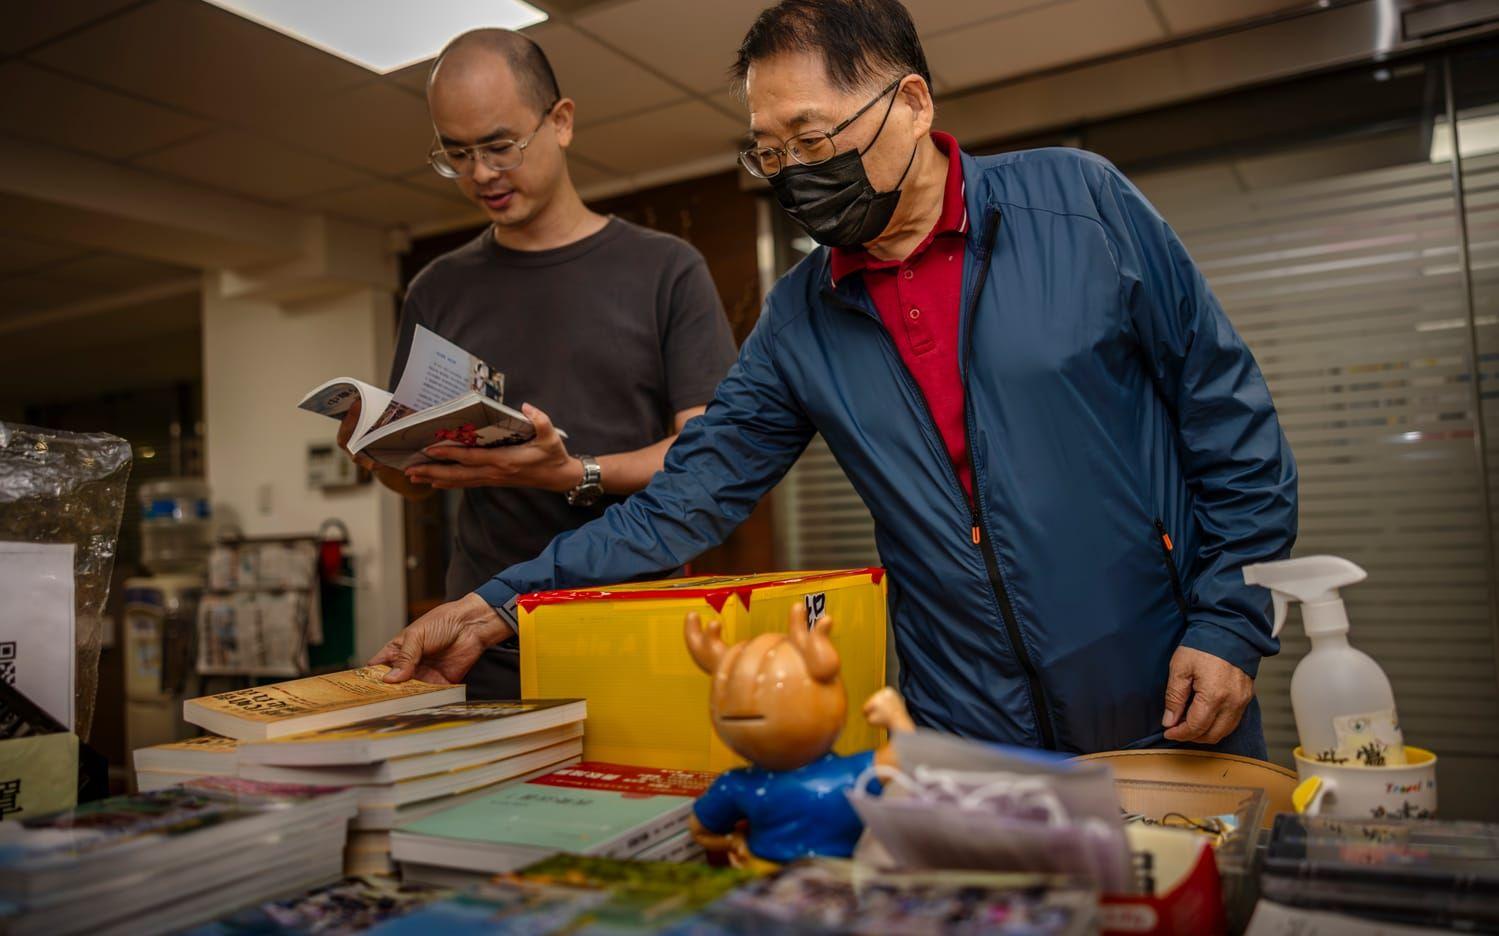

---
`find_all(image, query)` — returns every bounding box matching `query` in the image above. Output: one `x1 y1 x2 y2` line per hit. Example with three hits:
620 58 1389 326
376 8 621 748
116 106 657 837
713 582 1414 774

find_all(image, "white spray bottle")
1243 555 1407 766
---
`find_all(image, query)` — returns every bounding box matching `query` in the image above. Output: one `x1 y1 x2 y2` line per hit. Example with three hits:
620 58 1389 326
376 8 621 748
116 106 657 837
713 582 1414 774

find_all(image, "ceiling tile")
921 0 1166 91
568 99 742 176
243 81 435 176
43 253 195 290
905 0 1067 37
1153 0 1304 35
0 235 89 278
133 129 374 201
301 180 480 227
386 60 432 95
574 0 767 94
525 22 686 126
0 62 210 160
0 0 139 56
32 0 372 119
0 274 115 315
380 24 688 128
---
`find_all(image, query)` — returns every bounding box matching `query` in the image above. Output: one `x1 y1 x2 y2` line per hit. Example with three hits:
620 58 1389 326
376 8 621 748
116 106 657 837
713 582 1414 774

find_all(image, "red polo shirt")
830 131 972 501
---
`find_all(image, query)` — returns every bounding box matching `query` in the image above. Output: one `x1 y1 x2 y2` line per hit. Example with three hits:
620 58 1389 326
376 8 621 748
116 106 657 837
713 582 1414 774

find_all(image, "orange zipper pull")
1161 532 1174 552
971 525 982 545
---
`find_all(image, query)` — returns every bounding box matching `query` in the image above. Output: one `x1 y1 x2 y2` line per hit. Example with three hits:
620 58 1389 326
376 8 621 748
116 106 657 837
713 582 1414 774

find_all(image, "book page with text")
379 326 504 429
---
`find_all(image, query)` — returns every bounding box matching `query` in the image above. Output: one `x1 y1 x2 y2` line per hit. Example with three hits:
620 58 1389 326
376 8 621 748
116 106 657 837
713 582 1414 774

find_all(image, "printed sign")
804 592 828 626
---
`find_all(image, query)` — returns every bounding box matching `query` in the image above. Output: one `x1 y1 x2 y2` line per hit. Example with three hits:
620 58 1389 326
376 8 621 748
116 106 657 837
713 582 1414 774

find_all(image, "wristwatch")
567 455 604 507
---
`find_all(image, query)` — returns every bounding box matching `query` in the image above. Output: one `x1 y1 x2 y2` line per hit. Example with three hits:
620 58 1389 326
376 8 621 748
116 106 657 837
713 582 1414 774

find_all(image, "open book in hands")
299 325 564 471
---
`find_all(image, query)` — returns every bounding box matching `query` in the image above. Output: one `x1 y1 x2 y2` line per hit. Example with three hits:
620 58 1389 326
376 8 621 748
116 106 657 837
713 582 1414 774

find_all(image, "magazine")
182 876 450 935
298 325 561 470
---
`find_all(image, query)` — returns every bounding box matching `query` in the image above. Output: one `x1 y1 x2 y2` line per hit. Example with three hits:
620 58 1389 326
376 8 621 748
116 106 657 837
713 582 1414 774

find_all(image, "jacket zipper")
959 208 1056 750
1154 518 1190 623
822 207 1055 750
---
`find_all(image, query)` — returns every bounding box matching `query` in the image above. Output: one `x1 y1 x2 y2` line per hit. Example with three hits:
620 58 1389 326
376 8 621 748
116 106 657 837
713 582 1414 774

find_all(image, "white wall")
201 278 405 662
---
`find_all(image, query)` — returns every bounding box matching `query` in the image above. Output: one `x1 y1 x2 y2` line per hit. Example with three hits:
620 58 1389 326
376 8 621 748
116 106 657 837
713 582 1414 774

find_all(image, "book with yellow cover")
182 666 465 741
133 734 241 775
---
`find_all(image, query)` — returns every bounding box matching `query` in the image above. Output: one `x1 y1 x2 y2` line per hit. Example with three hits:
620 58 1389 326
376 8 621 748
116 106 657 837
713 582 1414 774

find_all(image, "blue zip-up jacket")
477 147 1298 755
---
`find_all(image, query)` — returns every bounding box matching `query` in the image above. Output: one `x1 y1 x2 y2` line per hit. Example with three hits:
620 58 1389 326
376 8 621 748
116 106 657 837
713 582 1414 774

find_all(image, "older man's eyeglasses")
428 100 559 179
738 77 902 179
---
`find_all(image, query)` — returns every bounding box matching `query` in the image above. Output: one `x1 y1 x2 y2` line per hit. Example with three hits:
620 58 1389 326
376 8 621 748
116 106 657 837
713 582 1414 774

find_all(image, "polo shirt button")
903 269 914 280
909 308 921 320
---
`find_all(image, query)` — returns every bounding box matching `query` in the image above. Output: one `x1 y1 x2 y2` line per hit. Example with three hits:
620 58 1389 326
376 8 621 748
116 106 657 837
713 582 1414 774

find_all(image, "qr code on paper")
0 641 14 685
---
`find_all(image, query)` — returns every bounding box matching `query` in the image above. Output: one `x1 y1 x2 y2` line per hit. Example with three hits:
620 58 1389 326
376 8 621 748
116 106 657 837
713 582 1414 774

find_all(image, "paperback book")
134 734 241 774
182 876 450 935
690 859 1098 935
241 721 583 785
0 778 357 935
237 699 584 767
299 325 564 470
370 855 756 935
182 666 464 740
390 761 715 875
353 756 581 831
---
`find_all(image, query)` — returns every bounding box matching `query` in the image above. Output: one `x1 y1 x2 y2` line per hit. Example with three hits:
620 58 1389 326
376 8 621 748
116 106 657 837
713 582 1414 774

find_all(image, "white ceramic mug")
1292 746 1437 819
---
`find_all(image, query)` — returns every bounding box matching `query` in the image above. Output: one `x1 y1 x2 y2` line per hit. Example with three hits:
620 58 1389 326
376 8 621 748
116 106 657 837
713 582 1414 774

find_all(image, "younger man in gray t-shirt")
339 29 737 696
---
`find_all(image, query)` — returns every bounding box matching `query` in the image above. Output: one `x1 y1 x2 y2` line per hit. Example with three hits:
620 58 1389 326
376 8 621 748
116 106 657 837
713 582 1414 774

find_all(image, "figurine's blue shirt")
692 750 876 864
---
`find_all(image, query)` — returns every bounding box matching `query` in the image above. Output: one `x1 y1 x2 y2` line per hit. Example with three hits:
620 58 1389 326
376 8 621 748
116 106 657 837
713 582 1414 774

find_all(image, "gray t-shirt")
391 218 737 600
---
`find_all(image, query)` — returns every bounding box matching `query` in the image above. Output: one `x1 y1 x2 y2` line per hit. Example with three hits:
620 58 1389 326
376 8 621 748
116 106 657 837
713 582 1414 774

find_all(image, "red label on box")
529 761 717 798
516 568 885 614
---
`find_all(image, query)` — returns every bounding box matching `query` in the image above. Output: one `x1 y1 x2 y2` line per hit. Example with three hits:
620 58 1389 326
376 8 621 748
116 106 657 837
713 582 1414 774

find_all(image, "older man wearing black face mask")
373 0 1298 760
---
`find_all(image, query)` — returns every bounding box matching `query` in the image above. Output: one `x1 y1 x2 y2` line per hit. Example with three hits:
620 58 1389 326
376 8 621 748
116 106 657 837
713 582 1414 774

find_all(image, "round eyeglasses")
428 100 559 179
738 77 902 179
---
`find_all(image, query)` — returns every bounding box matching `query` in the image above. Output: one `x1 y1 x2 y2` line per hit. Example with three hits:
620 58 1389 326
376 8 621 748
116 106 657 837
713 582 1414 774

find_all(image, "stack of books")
133 667 587 877
236 699 587 875
133 665 466 792
132 734 241 791
0 776 358 936
391 761 713 887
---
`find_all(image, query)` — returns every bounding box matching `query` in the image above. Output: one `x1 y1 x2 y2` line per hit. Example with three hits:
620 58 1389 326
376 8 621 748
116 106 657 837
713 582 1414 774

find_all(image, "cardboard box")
1101 825 1227 936
519 569 888 771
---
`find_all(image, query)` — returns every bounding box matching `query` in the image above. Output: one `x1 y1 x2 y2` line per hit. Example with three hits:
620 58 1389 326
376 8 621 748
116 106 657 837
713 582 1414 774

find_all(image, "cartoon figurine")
684 603 915 869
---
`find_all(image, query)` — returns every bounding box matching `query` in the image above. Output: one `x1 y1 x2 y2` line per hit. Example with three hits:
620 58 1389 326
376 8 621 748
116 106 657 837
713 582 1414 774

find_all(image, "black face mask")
767 88 918 249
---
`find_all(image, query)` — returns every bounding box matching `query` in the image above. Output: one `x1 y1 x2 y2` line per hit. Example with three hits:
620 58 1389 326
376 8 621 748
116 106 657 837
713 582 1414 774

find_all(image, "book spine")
596 809 692 859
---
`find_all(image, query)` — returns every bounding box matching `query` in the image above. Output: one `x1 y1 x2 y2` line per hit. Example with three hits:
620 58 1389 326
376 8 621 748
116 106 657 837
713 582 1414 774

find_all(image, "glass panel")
765 200 881 570
1117 57 1499 818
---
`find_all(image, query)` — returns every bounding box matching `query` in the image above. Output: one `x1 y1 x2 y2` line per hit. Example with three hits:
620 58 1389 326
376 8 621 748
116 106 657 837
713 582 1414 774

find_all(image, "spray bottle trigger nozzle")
1271 592 1288 638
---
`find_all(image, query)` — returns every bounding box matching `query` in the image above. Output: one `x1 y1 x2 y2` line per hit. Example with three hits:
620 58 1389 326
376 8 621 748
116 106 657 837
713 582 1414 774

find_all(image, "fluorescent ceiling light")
1430 111 1499 163
200 0 547 75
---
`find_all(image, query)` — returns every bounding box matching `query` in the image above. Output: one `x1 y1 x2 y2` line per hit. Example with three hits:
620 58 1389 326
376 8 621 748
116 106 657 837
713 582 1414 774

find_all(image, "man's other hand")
336 399 376 472
370 592 513 684
1161 645 1254 744
403 404 582 492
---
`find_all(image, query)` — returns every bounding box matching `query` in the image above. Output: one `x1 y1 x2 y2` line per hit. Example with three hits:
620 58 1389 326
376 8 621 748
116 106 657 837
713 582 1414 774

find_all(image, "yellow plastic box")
519 569 888 771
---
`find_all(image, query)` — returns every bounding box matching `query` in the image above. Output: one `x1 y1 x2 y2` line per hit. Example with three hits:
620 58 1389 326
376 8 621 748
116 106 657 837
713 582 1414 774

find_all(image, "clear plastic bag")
0 422 132 739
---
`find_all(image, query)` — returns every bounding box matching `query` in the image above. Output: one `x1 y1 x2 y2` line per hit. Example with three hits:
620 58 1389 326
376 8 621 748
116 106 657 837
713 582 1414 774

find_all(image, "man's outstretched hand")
370 592 512 684
1161 645 1254 745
